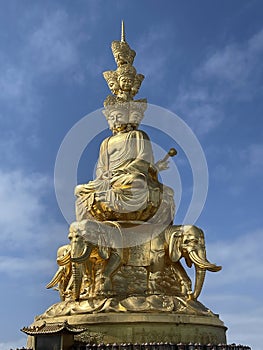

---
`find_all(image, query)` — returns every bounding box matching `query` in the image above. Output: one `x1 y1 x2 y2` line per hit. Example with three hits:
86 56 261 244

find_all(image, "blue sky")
0 1 263 349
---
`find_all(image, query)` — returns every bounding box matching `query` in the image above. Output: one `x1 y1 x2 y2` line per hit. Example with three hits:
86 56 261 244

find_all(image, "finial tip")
121 20 126 42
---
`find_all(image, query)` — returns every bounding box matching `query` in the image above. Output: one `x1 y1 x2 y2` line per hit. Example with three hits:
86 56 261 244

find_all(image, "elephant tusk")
46 267 64 289
71 245 91 263
189 250 222 272
190 264 206 300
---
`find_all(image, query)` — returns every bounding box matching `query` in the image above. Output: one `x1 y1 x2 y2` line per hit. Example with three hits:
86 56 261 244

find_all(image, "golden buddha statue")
75 24 174 223
75 97 174 222
42 23 222 333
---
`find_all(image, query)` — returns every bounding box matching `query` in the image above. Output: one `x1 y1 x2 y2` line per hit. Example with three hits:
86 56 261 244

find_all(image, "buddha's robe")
75 130 174 222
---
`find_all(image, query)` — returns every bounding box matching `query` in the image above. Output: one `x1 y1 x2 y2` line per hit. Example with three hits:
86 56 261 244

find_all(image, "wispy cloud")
0 337 27 350
198 28 263 97
201 229 263 348
174 27 263 135
135 24 175 83
28 10 80 75
0 8 94 173
0 169 66 253
0 8 91 126
240 143 263 175
0 256 54 276
0 65 27 101
206 229 263 286
0 168 67 345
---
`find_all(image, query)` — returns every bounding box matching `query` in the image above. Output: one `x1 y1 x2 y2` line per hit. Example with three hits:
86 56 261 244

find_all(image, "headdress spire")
121 20 126 42
103 22 146 122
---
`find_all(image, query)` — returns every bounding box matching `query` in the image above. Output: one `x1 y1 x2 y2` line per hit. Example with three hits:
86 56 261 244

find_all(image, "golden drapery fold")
75 130 172 222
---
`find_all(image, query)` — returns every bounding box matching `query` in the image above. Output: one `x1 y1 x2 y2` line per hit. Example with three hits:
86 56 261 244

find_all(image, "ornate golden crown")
131 74 144 97
103 95 130 109
103 21 146 124
111 21 136 67
130 99 147 113
103 70 118 82
111 41 136 67
116 64 137 80
103 70 119 94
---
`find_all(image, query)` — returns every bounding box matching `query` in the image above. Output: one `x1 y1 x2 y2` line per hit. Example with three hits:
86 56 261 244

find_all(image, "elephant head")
69 220 123 296
46 244 72 301
47 221 98 302
166 225 221 300
67 221 95 301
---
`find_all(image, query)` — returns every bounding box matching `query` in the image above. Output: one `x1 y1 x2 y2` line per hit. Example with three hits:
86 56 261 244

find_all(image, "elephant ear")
169 231 182 262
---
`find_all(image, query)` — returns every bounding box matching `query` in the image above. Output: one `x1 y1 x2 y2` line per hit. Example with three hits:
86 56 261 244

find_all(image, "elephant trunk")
71 262 82 301
69 232 88 301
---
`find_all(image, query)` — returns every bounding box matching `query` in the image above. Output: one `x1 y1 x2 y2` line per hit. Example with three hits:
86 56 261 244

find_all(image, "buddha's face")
107 108 129 130
117 54 127 66
108 78 119 94
129 110 142 125
131 83 140 96
119 75 134 92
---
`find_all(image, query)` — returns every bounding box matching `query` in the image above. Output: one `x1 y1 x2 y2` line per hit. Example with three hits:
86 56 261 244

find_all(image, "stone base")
27 312 227 346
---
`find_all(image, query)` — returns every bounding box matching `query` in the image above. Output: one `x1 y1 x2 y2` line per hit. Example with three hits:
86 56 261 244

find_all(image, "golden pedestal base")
27 312 226 346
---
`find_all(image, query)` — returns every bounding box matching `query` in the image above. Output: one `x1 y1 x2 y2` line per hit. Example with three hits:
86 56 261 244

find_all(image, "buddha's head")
129 99 147 128
117 64 136 93
103 70 119 95
107 107 129 130
111 40 136 67
131 74 144 97
103 96 130 133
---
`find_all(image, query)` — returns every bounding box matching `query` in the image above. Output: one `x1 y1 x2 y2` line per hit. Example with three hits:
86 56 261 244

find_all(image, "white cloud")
0 169 66 252
174 27 263 135
0 8 90 127
0 257 54 279
203 293 263 349
135 26 174 81
240 143 263 174
0 167 68 345
199 28 263 92
225 313 263 349
0 337 27 350
28 10 79 74
199 229 263 348
0 66 26 101
206 229 263 286
0 60 39 124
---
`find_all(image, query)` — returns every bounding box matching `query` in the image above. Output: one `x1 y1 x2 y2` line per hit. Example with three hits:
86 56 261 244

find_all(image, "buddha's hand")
111 169 127 177
74 184 84 196
155 159 170 172
155 148 177 171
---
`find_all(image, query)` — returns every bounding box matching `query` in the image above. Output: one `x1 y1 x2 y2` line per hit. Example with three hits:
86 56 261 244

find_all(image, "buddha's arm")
95 138 109 178
120 131 158 176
